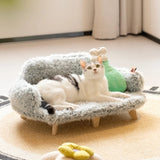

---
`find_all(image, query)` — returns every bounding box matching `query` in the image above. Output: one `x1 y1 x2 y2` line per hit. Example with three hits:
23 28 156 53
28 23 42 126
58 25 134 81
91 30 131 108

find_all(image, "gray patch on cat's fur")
64 74 79 91
52 75 63 82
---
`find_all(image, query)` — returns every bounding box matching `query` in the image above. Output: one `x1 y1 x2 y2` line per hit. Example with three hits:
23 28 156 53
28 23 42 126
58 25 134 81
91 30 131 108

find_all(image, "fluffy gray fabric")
9 52 145 126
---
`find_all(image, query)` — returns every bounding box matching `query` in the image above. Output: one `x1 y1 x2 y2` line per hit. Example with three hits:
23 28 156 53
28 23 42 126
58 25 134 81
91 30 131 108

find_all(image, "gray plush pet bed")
9 52 145 135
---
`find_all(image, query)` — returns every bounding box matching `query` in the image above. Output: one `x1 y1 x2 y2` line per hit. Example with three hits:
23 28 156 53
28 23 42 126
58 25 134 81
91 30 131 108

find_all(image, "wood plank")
92 117 100 128
52 124 58 135
20 115 27 120
129 110 138 120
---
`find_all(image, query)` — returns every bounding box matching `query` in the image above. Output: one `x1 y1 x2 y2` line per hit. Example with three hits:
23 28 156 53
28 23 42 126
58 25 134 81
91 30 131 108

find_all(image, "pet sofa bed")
9 52 145 135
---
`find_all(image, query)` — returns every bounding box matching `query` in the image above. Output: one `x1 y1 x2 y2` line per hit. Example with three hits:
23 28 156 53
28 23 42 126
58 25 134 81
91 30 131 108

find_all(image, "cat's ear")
80 60 86 69
97 56 102 64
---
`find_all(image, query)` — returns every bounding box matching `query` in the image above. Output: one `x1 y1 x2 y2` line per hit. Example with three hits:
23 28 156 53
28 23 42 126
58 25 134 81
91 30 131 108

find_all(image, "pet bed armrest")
118 68 144 92
9 79 42 116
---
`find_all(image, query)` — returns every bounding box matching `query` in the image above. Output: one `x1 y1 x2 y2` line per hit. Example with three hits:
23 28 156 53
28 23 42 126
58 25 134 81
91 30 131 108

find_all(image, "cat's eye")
96 64 100 68
87 66 92 70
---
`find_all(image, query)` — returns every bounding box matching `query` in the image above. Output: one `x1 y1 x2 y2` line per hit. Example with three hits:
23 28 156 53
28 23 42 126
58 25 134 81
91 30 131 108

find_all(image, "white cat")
36 57 130 113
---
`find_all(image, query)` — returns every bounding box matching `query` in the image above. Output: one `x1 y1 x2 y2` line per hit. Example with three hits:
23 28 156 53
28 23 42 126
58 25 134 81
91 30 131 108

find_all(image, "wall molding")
0 31 159 44
0 31 92 43
142 32 160 44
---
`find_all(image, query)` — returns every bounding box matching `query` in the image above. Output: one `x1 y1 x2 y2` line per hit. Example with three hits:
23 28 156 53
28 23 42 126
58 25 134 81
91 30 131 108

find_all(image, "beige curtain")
92 0 142 39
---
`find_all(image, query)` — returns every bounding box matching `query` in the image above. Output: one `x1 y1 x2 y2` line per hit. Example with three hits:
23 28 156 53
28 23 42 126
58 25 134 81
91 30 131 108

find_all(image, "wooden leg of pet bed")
129 110 138 120
52 124 58 135
20 115 27 120
92 117 100 128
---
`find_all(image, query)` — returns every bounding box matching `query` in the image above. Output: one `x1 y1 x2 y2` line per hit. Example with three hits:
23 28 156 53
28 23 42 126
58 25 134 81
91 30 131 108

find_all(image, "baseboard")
0 31 92 43
142 32 160 44
1 31 159 44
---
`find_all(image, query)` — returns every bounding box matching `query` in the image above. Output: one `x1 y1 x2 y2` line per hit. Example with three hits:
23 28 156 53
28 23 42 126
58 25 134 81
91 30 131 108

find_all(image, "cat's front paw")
117 93 130 98
115 99 123 103
123 94 130 98
66 104 79 110
66 106 75 110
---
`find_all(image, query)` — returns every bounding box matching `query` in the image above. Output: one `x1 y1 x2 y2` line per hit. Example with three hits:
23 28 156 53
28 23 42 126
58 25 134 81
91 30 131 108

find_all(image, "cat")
37 56 130 114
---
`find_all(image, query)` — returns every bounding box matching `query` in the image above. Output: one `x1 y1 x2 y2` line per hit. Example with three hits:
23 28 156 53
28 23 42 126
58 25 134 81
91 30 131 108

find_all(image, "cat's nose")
93 68 97 72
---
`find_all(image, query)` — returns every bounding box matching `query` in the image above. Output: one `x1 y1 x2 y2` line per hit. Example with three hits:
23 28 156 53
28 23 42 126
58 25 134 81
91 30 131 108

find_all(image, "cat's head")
80 56 105 80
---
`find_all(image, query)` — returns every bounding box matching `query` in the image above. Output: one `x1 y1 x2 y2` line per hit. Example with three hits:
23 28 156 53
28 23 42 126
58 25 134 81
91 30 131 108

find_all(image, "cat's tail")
40 99 55 114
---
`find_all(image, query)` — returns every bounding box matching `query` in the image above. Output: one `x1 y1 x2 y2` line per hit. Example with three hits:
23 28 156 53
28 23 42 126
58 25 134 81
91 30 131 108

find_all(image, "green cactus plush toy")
89 47 127 92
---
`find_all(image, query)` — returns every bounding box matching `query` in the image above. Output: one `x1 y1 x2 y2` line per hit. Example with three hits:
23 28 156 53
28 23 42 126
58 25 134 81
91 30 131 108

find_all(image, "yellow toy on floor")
41 143 103 160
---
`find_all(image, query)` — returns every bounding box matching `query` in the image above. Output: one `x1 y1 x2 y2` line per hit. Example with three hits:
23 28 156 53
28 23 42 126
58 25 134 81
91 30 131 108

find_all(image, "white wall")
143 0 160 39
0 0 94 38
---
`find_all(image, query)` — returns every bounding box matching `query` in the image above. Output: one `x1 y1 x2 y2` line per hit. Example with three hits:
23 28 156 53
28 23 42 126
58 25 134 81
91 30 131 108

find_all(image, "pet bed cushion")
9 52 145 135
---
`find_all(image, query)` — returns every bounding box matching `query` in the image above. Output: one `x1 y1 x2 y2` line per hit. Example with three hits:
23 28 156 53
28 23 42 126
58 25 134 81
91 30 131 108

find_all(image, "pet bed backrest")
20 53 90 84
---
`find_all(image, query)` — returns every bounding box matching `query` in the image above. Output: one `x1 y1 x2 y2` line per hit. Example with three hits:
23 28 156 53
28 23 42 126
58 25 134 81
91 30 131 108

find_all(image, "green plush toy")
89 47 127 92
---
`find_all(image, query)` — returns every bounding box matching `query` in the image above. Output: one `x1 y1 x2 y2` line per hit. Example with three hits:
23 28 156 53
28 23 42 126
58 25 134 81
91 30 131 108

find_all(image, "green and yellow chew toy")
41 142 103 160
58 143 94 160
